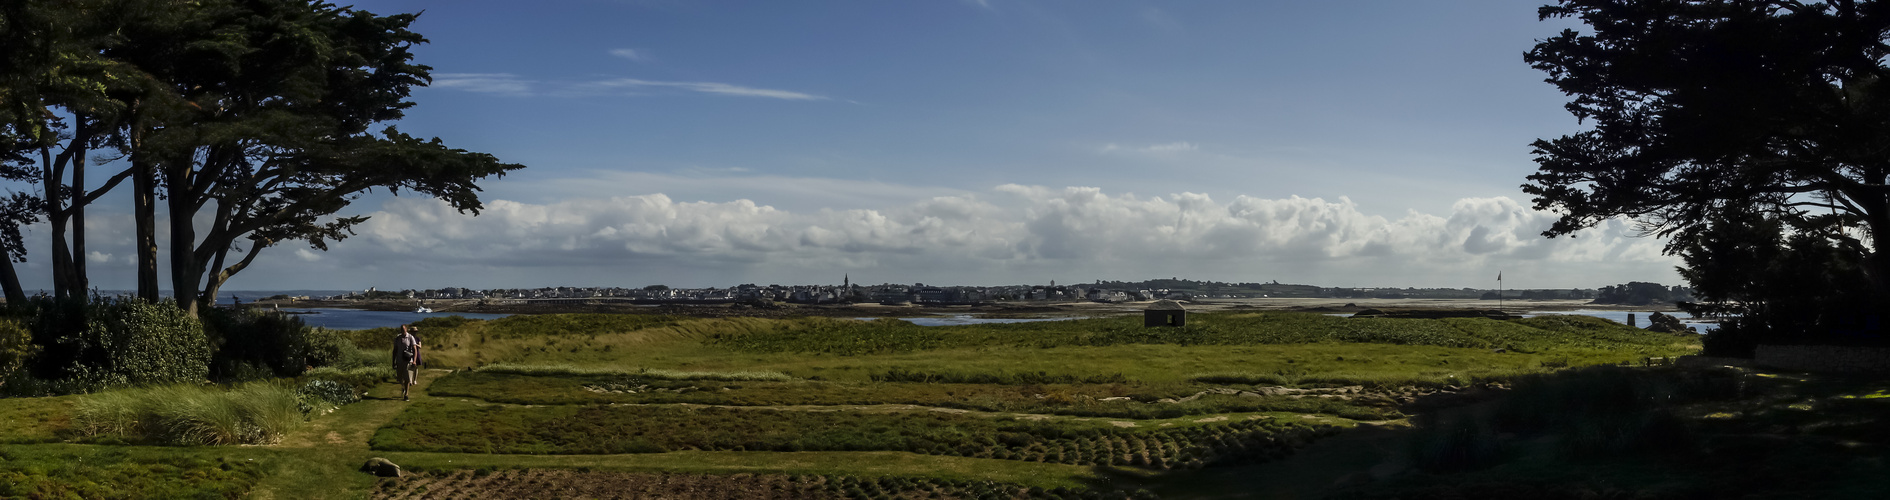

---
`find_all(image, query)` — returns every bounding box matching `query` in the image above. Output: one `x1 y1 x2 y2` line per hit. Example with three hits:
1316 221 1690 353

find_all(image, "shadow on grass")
1154 364 1890 500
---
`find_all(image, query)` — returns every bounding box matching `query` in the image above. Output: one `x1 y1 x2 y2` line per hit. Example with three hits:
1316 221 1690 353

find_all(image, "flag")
1497 272 1502 281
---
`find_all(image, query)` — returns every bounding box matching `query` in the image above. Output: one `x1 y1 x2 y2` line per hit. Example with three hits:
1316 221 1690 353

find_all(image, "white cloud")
336 185 1679 287
1102 141 1199 154
576 78 827 100
295 248 323 262
430 73 533 95
608 48 650 62
429 72 829 101
86 251 112 263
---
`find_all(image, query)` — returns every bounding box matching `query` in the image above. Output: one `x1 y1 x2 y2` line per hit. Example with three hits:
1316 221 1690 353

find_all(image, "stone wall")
1754 344 1890 373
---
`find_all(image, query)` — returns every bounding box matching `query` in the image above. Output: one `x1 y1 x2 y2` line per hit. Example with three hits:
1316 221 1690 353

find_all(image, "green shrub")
92 300 210 386
306 327 382 370
297 379 361 410
7 298 210 390
0 318 31 391
205 308 313 379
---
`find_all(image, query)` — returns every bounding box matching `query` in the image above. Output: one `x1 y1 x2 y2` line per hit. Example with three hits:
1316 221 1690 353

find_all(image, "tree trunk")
134 160 159 303
0 259 23 307
167 164 203 316
72 149 87 298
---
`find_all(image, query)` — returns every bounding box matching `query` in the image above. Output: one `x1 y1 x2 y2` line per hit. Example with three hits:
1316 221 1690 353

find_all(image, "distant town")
272 278 1694 307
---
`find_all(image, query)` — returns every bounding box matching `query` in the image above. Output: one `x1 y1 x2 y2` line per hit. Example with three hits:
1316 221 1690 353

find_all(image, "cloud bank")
325 184 1676 288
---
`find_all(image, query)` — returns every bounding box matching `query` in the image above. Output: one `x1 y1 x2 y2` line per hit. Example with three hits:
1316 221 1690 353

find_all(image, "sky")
23 0 1688 291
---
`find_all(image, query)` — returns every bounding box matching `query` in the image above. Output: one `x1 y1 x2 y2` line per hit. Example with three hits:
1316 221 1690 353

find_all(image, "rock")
1645 312 1689 333
360 458 403 478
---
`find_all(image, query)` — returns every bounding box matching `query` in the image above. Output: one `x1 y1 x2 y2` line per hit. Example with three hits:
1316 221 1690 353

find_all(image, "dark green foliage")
1525 0 1890 338
0 448 262 499
1679 209 1880 353
0 318 30 389
373 399 1336 469
204 308 312 380
303 327 381 370
96 300 210 385
14 298 209 388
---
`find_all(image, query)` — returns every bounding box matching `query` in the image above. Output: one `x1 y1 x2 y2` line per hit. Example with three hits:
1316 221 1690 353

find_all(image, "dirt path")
250 369 453 500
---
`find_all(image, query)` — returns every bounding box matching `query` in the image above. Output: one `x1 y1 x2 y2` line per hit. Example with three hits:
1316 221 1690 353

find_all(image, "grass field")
0 310 1709 498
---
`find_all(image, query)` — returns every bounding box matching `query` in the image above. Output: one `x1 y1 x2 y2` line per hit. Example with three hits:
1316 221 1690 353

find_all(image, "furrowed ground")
1 311 1704 499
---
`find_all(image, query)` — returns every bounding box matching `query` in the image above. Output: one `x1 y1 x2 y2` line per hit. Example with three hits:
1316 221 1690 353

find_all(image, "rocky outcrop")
1645 312 1693 334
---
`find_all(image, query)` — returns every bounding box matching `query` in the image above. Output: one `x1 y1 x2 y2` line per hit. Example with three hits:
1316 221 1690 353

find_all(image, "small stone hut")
1145 300 1187 327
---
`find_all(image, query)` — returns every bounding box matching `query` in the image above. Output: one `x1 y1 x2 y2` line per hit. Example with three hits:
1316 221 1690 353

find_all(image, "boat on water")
413 301 432 313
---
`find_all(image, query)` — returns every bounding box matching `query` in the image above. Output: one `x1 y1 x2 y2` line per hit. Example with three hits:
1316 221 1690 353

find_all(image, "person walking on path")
393 325 423 401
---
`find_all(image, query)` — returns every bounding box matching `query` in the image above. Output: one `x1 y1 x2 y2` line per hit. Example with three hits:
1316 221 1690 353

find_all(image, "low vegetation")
72 383 307 445
0 446 264 499
426 370 1400 420
372 398 1341 469
1 308 1716 497
376 469 1157 500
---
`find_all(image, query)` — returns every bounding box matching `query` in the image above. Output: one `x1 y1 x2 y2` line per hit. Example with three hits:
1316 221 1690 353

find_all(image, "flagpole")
1498 271 1504 312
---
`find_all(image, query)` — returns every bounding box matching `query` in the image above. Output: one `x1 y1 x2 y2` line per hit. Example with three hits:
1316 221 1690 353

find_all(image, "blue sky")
29 0 1688 291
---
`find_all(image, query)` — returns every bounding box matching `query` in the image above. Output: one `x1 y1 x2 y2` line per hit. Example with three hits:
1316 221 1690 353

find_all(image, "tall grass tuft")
472 363 793 381
73 383 305 445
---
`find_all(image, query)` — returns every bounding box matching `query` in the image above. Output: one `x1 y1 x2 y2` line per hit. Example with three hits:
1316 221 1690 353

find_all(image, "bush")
296 379 361 414
205 308 313 380
306 327 381 370
0 318 31 391
100 301 212 385
6 298 209 390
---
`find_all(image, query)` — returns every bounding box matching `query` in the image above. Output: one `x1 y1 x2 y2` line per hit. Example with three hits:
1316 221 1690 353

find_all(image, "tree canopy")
0 0 523 314
1525 0 1890 343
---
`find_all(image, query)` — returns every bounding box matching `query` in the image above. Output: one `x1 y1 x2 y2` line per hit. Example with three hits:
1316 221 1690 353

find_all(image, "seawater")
1324 309 1719 332
277 308 511 330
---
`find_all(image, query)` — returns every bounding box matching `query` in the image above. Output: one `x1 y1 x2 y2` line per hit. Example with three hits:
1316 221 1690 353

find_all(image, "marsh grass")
73 382 304 445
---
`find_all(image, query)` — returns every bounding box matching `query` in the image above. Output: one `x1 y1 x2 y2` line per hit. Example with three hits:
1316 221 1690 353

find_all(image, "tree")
114 0 522 315
1525 0 1890 331
0 0 153 303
